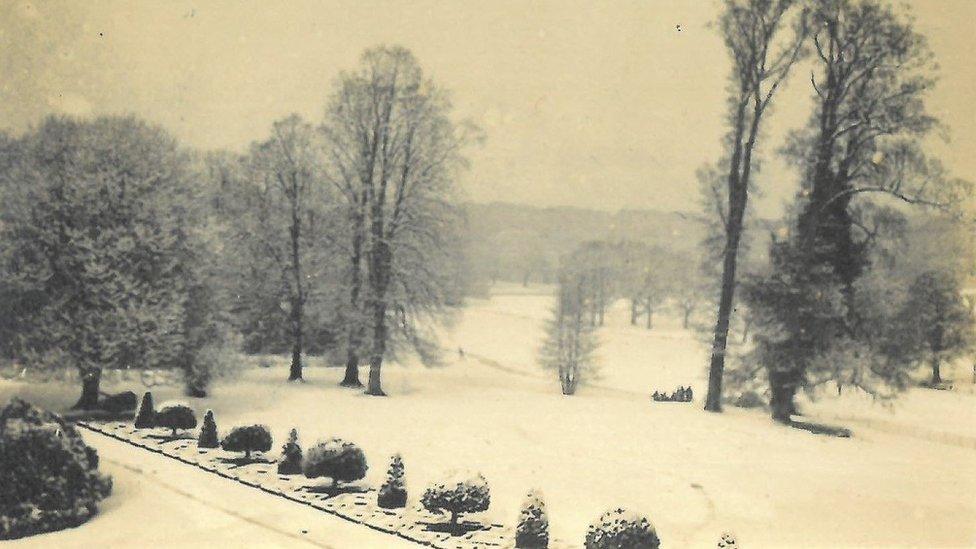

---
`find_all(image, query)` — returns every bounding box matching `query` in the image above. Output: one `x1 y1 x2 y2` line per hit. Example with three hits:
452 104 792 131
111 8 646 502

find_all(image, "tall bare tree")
231 115 329 382
704 0 807 412
322 46 473 396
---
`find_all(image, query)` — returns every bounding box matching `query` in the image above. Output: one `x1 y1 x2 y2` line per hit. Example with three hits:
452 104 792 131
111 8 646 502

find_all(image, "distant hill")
461 202 710 285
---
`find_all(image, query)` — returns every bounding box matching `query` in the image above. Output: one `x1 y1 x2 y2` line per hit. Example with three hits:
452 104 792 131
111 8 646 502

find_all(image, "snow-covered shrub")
221 425 273 460
421 471 491 530
197 410 219 448
302 438 368 488
277 428 303 475
154 404 197 437
515 489 549 548
0 399 112 540
377 454 407 508
134 391 155 428
584 508 660 549
717 531 737 548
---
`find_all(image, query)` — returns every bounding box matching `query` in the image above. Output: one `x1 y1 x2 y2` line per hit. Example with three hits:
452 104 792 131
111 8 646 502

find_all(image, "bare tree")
539 274 599 395
703 0 807 413
322 46 473 396
232 115 330 382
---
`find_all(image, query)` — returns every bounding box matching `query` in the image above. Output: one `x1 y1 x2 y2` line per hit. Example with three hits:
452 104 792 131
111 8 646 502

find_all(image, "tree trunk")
682 308 691 329
341 214 365 388
341 347 363 388
289 309 303 382
365 238 390 397
645 300 653 330
288 197 304 382
769 379 796 424
630 299 638 325
450 510 459 532
72 366 101 410
931 356 942 385
704 192 746 413
366 302 387 396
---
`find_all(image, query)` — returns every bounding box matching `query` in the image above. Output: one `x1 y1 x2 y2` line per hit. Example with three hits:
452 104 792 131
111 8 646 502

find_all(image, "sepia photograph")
1 1 974 547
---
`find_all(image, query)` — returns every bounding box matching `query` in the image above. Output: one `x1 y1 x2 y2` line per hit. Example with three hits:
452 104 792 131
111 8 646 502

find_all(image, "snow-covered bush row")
119 396 741 547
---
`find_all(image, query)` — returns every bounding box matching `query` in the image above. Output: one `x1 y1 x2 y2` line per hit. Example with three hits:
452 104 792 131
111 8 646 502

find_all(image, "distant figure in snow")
652 390 660 401
458 347 465 359
685 387 694 402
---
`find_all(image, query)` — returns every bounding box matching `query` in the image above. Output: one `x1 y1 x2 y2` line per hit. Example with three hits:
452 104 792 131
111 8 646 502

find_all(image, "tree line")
0 46 473 405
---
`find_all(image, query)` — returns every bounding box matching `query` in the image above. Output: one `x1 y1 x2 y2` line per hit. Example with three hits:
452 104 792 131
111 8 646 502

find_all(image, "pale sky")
2 0 974 216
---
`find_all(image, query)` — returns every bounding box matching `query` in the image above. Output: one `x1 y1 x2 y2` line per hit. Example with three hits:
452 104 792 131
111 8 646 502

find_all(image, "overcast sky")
2 0 974 216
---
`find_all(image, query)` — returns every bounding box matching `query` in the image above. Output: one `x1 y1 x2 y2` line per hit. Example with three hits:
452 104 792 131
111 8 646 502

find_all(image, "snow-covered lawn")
3 284 975 547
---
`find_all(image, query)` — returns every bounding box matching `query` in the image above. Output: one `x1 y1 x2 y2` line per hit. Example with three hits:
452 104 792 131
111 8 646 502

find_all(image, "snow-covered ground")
3 283 975 547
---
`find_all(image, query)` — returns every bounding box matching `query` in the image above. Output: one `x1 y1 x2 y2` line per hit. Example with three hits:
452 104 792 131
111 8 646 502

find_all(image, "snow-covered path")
7 431 417 549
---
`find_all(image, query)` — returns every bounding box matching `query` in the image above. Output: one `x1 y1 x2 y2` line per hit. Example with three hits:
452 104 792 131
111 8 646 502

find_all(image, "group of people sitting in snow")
651 386 693 403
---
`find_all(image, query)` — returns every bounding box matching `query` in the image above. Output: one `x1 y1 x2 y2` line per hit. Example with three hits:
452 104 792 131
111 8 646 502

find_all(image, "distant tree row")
538 239 712 393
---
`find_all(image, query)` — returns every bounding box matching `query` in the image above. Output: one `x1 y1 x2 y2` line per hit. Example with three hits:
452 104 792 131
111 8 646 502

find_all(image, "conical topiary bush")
198 410 219 448
134 391 155 429
515 489 549 548
377 454 407 508
277 428 303 475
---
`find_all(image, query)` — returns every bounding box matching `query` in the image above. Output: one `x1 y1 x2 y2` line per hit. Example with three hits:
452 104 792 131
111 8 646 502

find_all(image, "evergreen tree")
377 454 407 508
134 391 155 429
277 428 303 475
515 490 549 548
197 410 219 448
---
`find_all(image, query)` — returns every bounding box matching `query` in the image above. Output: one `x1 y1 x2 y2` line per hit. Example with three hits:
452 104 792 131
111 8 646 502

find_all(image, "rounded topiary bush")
516 489 549 548
154 404 197 438
377 454 407 509
421 471 491 531
134 391 155 429
584 508 659 549
221 425 273 460
302 438 368 488
0 399 113 540
277 428 303 475
197 410 219 449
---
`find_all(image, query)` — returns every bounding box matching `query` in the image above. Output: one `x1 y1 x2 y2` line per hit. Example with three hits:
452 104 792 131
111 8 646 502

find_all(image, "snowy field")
3 284 976 547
